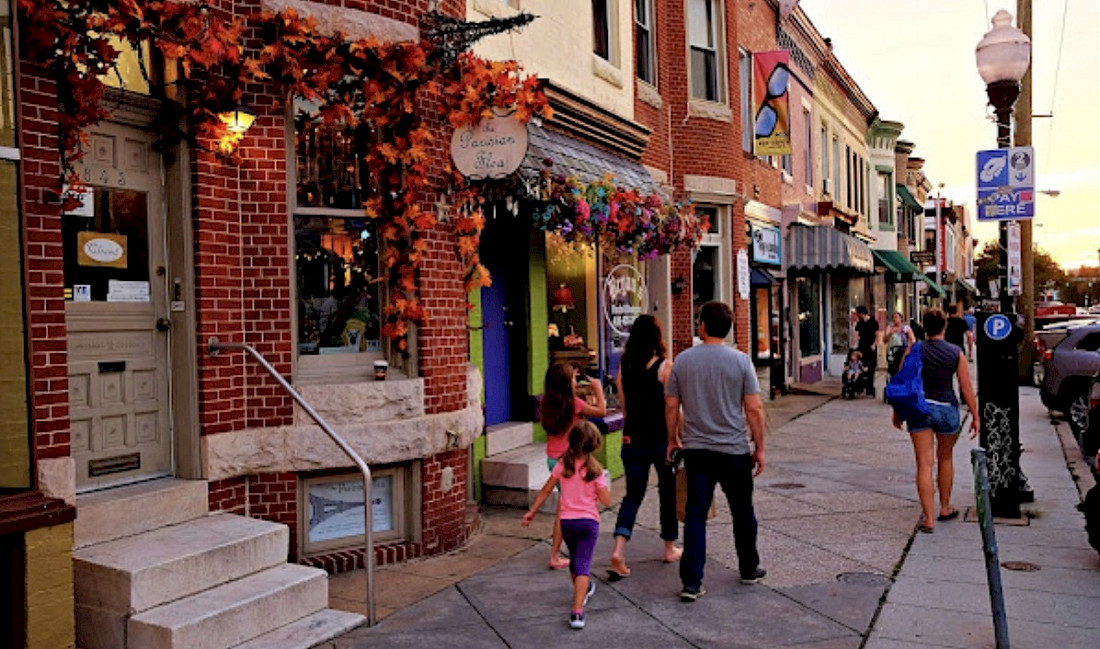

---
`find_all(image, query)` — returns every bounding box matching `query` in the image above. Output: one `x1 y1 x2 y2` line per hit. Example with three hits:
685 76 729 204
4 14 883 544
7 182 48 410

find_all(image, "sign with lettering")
910 250 935 266
751 224 781 265
450 115 528 180
77 232 128 269
603 264 647 338
976 146 1034 221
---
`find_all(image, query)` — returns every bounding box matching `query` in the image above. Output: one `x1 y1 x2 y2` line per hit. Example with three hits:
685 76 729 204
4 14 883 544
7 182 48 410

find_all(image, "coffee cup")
373 360 388 380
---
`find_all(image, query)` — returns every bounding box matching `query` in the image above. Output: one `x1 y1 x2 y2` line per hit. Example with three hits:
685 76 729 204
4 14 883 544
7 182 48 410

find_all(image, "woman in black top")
893 308 980 532
608 315 681 578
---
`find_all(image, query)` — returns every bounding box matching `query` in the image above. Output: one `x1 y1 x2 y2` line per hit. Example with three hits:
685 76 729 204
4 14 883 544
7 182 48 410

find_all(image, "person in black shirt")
943 304 971 351
854 306 879 395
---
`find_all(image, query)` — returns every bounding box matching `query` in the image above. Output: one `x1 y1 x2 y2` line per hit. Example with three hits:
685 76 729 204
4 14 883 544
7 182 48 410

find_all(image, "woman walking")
892 308 980 532
541 362 606 569
884 312 916 392
608 315 681 579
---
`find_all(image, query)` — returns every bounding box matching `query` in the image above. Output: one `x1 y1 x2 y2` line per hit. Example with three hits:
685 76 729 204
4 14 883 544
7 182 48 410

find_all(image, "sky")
798 0 1100 271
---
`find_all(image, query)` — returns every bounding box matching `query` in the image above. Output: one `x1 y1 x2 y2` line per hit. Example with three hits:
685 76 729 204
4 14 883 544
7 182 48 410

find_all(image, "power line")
1046 0 1070 170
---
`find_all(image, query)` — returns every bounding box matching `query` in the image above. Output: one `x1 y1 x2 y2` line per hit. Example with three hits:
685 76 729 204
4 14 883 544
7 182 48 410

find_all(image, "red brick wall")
420 448 469 555
19 69 71 462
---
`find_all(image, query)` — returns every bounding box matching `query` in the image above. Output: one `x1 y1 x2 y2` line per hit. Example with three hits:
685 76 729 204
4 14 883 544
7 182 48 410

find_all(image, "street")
322 382 1100 648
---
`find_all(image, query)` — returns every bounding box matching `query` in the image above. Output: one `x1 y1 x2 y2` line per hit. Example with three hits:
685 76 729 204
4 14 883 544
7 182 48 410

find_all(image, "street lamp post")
975 9 1031 519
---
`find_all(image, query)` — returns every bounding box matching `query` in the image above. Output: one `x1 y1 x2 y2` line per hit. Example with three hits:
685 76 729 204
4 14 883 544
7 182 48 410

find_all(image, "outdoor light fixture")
218 106 256 134
975 9 1031 147
550 284 576 313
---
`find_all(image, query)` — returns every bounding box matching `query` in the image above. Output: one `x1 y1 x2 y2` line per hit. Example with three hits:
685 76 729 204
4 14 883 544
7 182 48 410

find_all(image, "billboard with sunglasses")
752 51 792 156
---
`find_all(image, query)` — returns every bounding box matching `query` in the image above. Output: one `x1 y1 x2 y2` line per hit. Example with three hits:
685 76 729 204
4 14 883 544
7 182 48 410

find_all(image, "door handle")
156 317 172 332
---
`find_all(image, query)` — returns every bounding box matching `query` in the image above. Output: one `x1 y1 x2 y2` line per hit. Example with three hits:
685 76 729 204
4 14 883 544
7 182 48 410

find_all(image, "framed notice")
300 466 415 555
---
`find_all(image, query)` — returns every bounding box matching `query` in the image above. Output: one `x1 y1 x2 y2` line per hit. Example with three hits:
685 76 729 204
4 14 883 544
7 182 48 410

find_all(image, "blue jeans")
906 401 961 434
680 449 760 588
613 443 678 542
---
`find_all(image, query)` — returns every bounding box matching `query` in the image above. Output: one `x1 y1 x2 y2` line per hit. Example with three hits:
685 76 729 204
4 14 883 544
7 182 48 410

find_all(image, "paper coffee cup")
373 360 388 380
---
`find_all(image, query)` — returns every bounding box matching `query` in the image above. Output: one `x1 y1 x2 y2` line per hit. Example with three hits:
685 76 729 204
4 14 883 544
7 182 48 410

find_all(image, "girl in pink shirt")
523 421 611 630
540 363 606 569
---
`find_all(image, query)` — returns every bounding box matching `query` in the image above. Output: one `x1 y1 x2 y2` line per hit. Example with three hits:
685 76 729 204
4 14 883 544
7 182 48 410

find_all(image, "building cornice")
539 80 651 160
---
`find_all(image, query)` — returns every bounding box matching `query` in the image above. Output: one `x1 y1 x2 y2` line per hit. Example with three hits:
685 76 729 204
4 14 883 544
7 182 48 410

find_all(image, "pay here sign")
976 146 1034 221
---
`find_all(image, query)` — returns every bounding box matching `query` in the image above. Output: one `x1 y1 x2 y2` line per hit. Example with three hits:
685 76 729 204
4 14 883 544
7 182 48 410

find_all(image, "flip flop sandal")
937 509 960 521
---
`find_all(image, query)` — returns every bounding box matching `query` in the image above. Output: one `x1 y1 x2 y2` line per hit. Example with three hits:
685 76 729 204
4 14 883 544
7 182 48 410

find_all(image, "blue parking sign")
976 146 1034 221
984 314 1012 341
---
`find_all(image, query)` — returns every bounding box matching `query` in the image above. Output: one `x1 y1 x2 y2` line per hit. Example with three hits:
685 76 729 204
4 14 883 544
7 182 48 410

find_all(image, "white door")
65 123 171 490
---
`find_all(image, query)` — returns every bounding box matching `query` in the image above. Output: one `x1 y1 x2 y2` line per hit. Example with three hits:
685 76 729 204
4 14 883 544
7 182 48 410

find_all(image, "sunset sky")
798 0 1100 271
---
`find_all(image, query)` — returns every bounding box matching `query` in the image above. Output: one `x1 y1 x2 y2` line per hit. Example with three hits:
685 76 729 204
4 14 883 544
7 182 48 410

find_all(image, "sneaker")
679 585 706 602
740 567 767 584
569 612 585 630
583 580 596 606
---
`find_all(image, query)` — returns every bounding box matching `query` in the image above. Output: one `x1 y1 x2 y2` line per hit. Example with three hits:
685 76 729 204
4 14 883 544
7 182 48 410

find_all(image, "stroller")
841 350 874 399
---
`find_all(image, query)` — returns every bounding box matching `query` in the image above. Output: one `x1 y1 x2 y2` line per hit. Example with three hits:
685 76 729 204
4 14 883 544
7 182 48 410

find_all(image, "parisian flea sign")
976 146 1034 221
450 115 528 180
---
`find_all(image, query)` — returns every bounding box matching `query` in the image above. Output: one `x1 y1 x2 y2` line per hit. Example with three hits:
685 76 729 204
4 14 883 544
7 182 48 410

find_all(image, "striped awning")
785 223 874 273
520 122 664 196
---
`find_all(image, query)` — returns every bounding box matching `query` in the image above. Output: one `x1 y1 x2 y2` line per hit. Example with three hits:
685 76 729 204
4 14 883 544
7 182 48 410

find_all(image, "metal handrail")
207 337 376 626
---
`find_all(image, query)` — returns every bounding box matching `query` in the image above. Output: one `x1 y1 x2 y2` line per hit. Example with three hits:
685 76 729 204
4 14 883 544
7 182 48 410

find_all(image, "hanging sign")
450 115 528 180
737 249 751 300
1006 221 1022 296
752 51 792 156
63 184 95 217
751 224 782 265
77 232 128 269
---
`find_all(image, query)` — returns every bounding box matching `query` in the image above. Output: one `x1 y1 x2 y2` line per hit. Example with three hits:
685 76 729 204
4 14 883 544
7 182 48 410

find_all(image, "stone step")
481 443 549 491
484 486 558 513
75 478 208 549
75 513 288 616
127 564 328 649
484 420 534 456
231 609 364 649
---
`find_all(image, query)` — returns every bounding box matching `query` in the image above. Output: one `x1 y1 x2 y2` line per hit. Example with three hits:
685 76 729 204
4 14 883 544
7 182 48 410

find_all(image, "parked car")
1086 373 1100 464
1031 318 1100 386
1040 323 1100 435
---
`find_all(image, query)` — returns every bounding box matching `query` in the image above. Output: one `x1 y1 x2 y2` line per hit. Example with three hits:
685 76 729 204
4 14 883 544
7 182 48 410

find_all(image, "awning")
920 273 947 298
786 223 874 273
956 277 979 294
896 184 923 212
521 122 663 196
751 268 778 286
872 249 924 283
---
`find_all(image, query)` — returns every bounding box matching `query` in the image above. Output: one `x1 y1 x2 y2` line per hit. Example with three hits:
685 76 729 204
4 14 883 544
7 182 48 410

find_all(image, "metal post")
972 449 1011 649
1017 0 1035 383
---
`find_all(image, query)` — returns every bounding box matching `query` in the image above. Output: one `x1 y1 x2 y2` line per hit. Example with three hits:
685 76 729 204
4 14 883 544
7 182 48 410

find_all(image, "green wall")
0 162 29 489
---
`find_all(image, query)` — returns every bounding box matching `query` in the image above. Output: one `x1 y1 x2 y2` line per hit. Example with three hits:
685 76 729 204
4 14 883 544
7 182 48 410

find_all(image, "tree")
975 239 1064 297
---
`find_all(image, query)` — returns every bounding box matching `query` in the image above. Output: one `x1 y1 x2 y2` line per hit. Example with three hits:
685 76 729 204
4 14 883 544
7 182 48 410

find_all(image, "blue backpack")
885 341 931 423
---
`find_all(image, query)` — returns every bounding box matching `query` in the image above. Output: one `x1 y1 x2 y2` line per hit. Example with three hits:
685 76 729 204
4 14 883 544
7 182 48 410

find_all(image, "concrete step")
127 564 328 649
75 513 288 616
75 478 208 549
231 609 364 649
481 443 549 491
484 421 534 456
484 486 558 513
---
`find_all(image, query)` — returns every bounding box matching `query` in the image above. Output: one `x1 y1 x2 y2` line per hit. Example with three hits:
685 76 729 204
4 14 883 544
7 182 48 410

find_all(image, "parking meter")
975 312 1021 519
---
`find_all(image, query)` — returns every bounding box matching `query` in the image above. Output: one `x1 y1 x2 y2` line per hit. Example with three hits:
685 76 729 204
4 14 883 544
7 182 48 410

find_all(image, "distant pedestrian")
854 306 879 396
944 304 971 352
892 308 980 532
523 421 612 630
963 307 977 360
885 312 916 377
666 301 767 602
540 362 607 570
609 315 681 580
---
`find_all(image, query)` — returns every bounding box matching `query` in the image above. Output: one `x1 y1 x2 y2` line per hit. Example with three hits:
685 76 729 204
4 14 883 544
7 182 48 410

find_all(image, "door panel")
65 123 170 490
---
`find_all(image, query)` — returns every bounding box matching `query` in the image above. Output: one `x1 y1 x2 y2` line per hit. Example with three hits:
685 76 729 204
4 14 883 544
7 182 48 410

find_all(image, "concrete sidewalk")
319 383 1098 648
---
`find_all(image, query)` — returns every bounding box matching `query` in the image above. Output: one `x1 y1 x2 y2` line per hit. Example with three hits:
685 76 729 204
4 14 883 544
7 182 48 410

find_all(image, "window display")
797 276 820 357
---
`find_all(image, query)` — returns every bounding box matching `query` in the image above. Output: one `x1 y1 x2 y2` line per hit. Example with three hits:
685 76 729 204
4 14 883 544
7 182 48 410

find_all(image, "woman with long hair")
607 314 681 578
892 308 980 532
541 362 606 569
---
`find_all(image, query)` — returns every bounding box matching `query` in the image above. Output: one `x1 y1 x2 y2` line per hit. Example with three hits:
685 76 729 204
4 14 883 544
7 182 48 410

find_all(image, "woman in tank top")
892 308 980 533
608 315 681 578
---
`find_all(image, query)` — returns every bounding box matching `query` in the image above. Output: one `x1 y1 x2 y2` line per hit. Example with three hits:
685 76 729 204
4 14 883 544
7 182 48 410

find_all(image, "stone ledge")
687 98 732 123
294 378 426 426
261 0 418 42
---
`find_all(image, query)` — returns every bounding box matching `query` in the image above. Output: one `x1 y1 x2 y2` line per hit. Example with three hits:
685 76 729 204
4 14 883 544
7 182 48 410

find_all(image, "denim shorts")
907 401 961 434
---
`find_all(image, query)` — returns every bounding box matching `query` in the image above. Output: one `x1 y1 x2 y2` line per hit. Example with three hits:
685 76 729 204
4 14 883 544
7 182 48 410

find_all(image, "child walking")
522 421 611 630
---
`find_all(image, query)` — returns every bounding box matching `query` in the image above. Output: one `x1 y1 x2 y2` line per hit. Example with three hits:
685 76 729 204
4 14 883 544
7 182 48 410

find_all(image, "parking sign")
984 314 1013 341
976 146 1034 221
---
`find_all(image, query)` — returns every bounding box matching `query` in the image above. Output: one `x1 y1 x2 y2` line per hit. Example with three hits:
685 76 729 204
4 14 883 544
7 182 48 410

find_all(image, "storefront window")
797 276 820 357
830 277 867 355
753 286 771 359
691 206 722 331
293 101 383 367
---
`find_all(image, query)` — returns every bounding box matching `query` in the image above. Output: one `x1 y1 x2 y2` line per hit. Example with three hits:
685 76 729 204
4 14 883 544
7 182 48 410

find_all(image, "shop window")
797 276 820 357
752 286 776 362
292 102 385 377
593 0 611 61
635 0 656 84
688 0 723 102
691 206 725 334
830 277 866 355
299 464 419 556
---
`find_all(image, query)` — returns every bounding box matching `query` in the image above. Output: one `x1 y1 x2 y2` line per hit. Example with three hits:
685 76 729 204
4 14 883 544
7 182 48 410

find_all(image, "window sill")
592 55 623 89
637 81 662 109
471 0 518 18
687 99 731 123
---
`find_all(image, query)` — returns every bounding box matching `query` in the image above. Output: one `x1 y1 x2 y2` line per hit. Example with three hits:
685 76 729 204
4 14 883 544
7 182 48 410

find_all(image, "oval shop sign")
450 115 528 180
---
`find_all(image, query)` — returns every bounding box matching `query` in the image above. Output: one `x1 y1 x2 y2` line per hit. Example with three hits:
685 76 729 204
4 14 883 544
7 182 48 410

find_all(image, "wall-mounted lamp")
550 284 576 313
671 276 687 295
218 106 256 134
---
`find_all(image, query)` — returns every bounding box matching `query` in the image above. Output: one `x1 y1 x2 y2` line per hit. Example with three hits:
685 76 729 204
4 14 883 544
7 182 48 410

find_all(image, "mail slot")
98 361 126 373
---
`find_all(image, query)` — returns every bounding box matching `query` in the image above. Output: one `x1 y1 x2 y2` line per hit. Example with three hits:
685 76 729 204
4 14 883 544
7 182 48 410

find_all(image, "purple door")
480 216 529 426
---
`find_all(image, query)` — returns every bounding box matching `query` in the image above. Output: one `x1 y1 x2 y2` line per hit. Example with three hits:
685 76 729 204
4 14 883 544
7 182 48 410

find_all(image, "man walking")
854 306 879 396
666 301 767 602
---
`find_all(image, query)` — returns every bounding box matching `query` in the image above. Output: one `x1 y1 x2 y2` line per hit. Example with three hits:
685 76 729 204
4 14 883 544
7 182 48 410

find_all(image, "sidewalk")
319 383 1099 648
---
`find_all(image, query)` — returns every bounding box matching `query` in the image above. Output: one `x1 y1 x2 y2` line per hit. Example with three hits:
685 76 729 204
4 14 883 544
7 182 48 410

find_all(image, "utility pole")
1017 0 1034 382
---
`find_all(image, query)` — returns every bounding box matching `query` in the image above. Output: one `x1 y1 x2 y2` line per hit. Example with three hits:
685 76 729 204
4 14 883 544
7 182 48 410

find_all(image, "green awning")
896 185 923 212
872 249 924 282
920 273 947 298
956 277 979 294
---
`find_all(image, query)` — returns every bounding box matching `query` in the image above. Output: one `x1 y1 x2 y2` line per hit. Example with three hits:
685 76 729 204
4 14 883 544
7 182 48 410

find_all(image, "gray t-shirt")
665 344 760 455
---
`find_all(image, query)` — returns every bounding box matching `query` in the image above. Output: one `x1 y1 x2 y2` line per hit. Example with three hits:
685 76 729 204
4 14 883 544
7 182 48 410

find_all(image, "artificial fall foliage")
20 1 702 340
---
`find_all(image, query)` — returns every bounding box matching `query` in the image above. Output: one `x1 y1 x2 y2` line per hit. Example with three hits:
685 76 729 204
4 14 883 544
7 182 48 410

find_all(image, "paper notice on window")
106 280 150 302
307 475 394 544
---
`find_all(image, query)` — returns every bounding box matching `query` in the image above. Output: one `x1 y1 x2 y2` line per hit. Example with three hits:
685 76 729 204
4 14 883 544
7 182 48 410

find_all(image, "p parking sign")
984 314 1013 341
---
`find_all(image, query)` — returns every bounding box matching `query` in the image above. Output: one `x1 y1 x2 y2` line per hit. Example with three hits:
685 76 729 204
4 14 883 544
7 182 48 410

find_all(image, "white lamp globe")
976 10 1031 85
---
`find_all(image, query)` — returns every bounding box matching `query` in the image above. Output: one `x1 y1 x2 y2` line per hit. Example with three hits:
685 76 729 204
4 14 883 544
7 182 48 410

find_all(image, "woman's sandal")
549 555 570 570
937 508 960 522
917 519 935 534
607 556 631 580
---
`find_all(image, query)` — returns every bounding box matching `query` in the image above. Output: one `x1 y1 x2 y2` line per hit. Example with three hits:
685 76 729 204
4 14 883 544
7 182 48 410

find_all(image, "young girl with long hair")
608 314 680 579
523 421 612 629
540 362 606 569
